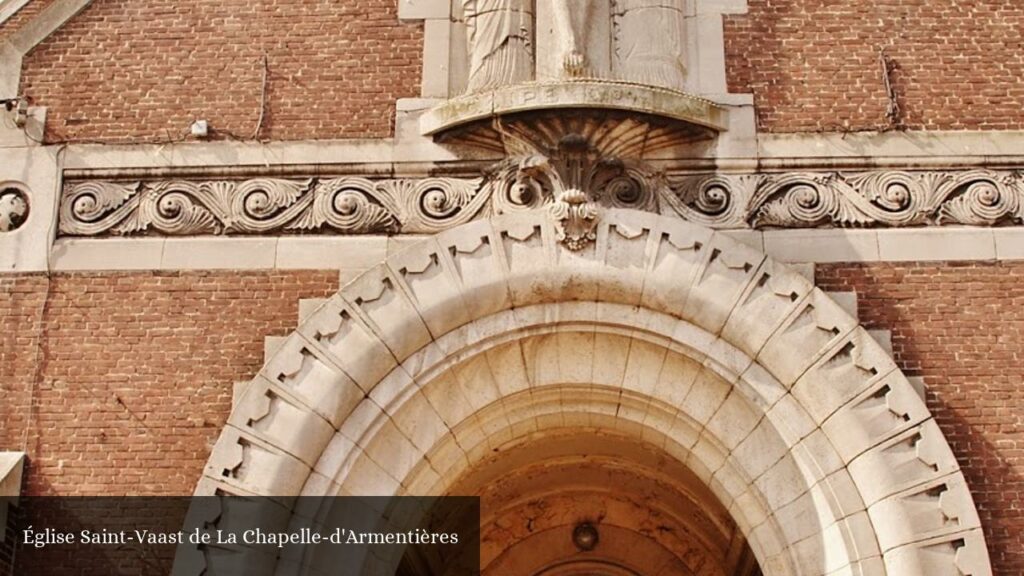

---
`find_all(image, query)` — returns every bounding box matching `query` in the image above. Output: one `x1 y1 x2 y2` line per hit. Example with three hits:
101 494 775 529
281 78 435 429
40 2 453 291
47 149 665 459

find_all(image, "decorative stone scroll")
60 167 1024 241
59 163 1024 247
58 176 485 237
668 169 1024 228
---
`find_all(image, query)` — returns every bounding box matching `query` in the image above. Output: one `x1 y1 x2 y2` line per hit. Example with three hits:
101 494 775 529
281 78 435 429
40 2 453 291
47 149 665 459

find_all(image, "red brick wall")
17 0 423 143
12 0 1024 142
1 271 337 496
816 262 1024 576
725 0 1024 132
2 264 1022 573
0 275 46 454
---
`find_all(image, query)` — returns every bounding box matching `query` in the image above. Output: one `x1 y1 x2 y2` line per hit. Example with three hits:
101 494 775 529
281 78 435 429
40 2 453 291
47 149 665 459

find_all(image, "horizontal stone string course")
58 168 1024 237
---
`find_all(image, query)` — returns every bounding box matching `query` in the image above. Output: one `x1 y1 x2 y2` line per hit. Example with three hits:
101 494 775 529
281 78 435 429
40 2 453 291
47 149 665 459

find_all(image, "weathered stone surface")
191 210 989 576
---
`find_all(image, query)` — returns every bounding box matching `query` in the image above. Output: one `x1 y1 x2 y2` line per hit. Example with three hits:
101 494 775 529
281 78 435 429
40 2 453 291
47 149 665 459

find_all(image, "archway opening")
447 429 762 576
190 208 992 576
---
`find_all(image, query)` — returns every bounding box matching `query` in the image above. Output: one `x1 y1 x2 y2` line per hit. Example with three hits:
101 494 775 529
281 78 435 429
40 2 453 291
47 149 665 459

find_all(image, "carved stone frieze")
58 176 486 237
59 167 1024 240
668 169 1024 228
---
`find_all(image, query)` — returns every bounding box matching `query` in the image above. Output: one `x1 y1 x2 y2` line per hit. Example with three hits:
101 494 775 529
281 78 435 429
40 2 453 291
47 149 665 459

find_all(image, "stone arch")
189 209 992 576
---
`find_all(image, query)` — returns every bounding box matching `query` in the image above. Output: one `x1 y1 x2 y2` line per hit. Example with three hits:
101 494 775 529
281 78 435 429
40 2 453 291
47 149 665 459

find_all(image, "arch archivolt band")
191 208 992 576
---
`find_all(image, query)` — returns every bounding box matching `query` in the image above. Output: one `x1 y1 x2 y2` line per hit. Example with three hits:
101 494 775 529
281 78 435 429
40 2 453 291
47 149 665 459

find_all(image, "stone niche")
405 0 754 164
435 0 748 98
421 0 744 139
403 0 753 250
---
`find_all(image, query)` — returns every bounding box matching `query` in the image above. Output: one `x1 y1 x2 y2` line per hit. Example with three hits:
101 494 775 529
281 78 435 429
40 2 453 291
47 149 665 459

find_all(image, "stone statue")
550 0 594 78
612 0 687 88
462 0 686 92
462 0 535 92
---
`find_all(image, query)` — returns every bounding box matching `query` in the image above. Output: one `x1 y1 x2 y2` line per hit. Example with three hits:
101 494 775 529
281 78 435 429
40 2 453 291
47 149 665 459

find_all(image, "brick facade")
725 0 1024 132
1 1 1021 573
817 262 1024 576
15 0 423 143
1 265 1021 572
6 0 1024 142
0 271 337 496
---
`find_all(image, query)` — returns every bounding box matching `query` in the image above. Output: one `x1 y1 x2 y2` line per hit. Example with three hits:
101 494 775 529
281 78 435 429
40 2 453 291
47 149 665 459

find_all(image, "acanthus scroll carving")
59 167 1024 240
487 133 662 249
664 169 1024 228
59 176 486 237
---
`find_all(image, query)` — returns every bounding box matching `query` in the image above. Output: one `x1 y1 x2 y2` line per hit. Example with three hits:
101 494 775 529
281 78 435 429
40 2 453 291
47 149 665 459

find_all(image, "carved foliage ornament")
667 169 1024 228
59 177 486 237
59 168 1024 242
485 134 662 250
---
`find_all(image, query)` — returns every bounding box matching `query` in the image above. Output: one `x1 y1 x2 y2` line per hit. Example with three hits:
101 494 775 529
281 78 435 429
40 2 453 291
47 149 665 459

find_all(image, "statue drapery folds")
462 0 535 92
461 0 688 93
611 0 687 88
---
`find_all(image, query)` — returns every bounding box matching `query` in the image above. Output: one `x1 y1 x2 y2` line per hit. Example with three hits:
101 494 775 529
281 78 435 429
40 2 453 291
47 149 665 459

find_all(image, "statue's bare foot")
563 50 587 77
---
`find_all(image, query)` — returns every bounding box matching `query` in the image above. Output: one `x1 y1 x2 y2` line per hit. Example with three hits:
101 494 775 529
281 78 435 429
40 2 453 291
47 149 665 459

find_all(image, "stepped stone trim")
186 208 992 576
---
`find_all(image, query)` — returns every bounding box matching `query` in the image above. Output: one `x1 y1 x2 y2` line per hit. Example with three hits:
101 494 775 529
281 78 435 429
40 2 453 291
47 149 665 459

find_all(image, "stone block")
877 229 995 262
640 219 714 316
389 390 450 455
721 258 814 358
388 237 473 338
732 419 788 481
297 298 327 324
883 529 992 576
848 420 962 506
51 238 165 271
435 219 513 320
162 238 278 269
705 389 760 450
0 147 60 272
822 371 931 464
681 368 731 427
260 334 365 428
313 433 357 481
682 232 766 335
361 420 427 487
340 266 433 362
338 452 401 497
869 473 982 551
275 236 386 271
792 328 898 423
228 377 335 467
758 289 858 387
205 427 311 496
297 297 398 393
596 211 657 305
396 0 450 20
994 228 1024 260
764 229 880 263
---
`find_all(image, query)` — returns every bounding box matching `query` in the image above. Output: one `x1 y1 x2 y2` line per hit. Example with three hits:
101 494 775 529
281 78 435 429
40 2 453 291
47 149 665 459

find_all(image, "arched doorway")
187 209 992 576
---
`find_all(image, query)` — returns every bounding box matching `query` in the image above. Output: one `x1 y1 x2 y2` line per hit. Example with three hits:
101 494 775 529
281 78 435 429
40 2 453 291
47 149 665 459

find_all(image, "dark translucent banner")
3 496 480 575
